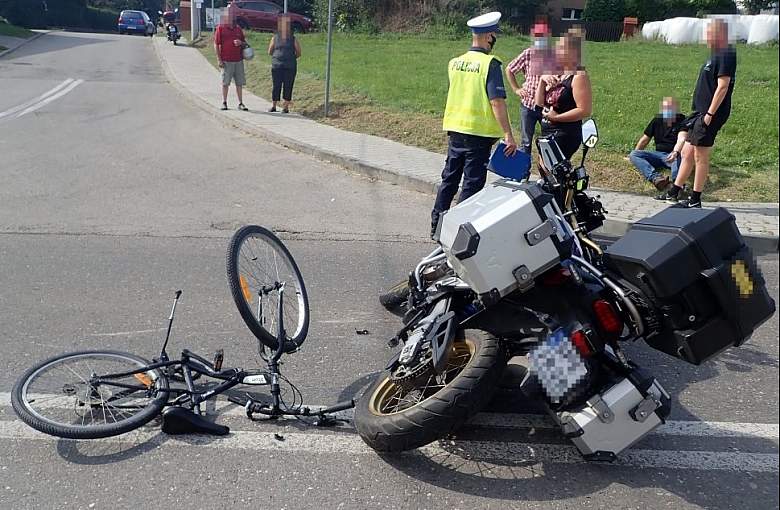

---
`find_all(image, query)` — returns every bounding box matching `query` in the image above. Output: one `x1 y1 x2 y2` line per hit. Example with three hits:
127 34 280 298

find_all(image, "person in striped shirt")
505 21 556 154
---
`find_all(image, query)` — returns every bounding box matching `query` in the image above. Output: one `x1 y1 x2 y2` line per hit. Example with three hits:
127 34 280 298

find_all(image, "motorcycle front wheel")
354 329 504 452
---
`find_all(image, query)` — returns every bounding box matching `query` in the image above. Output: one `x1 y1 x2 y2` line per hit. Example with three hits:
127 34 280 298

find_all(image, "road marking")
2 392 778 441
15 79 84 118
0 420 776 473
0 79 74 120
470 412 780 440
87 327 167 338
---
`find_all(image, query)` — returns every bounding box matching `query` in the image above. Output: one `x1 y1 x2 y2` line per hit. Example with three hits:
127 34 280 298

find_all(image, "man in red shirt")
215 5 248 111
505 21 555 154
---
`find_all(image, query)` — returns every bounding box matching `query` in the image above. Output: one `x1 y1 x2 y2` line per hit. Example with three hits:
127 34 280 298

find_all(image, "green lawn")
199 32 779 202
0 22 34 38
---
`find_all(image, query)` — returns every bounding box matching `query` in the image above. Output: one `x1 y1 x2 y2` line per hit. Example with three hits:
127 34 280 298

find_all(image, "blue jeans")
629 150 680 182
520 104 542 154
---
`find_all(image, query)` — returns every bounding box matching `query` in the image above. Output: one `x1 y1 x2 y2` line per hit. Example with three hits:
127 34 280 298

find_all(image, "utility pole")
324 0 334 117
284 0 288 13
190 0 197 40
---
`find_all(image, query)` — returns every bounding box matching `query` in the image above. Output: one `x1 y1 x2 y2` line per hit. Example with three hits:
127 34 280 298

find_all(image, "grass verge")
0 22 34 39
195 32 779 202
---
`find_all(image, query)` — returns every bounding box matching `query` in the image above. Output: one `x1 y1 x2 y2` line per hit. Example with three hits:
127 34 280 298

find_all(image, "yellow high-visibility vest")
442 51 503 139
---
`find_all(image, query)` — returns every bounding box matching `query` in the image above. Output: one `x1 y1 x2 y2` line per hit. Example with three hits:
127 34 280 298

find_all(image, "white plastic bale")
747 15 779 44
642 20 662 40
664 17 706 45
643 15 778 45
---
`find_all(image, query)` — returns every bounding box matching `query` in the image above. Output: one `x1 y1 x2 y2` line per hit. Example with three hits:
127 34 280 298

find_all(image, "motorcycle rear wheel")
354 329 504 452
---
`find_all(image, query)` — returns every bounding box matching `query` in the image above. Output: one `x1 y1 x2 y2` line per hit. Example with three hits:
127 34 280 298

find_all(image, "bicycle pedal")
213 349 224 371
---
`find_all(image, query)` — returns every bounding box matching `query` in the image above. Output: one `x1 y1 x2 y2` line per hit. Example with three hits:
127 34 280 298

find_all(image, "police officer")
431 11 518 239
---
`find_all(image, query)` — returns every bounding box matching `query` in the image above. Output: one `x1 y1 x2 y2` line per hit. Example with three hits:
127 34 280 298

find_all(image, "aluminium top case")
437 180 573 304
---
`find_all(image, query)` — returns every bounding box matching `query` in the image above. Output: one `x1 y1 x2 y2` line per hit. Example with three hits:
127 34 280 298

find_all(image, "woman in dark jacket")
535 29 592 160
267 16 301 113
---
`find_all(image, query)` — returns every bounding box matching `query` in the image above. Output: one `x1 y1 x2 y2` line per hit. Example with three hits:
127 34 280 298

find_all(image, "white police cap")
467 12 502 34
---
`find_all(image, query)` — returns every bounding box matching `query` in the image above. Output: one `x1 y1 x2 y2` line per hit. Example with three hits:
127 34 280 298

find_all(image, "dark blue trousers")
431 132 495 225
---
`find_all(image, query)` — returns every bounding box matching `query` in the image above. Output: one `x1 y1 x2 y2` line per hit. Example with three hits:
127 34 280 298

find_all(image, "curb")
597 218 777 256
0 31 46 59
153 40 779 256
153 38 440 196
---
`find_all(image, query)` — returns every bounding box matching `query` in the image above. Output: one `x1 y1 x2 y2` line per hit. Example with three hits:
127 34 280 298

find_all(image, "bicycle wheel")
11 350 169 439
226 225 310 351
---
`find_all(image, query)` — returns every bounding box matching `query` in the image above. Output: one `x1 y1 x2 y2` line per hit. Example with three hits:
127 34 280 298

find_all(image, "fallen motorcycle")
354 120 775 460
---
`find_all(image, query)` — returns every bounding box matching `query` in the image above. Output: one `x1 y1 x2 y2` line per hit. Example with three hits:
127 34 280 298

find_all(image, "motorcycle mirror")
582 119 599 149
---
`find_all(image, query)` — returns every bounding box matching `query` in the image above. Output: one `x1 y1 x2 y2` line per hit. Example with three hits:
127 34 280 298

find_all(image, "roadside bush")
313 0 376 31
84 6 118 31
1 0 118 30
583 0 626 22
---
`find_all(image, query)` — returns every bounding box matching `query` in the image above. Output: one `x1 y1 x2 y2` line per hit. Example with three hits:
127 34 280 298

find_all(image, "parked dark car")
231 1 313 32
118 10 155 36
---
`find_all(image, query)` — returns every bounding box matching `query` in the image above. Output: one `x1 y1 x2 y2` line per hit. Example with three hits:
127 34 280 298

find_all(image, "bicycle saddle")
161 407 230 436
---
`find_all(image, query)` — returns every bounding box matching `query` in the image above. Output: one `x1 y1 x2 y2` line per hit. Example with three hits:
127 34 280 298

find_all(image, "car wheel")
292 22 304 33
237 18 249 30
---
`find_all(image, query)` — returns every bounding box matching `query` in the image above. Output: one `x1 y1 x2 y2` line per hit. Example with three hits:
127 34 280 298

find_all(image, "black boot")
430 210 441 240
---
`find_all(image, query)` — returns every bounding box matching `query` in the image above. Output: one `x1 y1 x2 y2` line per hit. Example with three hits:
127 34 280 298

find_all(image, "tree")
493 0 544 26
624 0 668 22
583 0 626 22
690 0 737 15
741 0 775 14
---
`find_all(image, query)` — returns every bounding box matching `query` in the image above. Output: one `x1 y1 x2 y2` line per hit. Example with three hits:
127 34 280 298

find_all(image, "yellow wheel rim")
368 340 475 416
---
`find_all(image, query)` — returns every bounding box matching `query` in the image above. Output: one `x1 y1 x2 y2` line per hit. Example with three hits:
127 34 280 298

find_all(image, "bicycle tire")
11 350 169 439
226 225 310 352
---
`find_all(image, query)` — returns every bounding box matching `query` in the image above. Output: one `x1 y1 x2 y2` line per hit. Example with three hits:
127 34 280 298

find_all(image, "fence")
515 20 625 42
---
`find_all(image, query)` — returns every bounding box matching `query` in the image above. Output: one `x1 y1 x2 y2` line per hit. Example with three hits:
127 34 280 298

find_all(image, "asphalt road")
1 32 778 510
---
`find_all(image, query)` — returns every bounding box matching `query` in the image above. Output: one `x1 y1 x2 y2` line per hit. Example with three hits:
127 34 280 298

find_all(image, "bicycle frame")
90 287 354 422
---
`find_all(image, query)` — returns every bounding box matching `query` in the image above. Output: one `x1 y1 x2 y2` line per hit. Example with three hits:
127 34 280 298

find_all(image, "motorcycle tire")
354 329 504 452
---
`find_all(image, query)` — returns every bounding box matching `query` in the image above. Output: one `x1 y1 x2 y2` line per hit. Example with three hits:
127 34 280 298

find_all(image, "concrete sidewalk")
0 31 47 58
153 37 778 252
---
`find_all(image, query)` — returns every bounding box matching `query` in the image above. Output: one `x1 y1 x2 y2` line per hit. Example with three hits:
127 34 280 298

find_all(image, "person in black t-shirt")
629 97 688 191
661 19 737 208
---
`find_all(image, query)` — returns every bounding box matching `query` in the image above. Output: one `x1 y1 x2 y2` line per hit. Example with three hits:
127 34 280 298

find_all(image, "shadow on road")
0 32 108 61
375 339 779 509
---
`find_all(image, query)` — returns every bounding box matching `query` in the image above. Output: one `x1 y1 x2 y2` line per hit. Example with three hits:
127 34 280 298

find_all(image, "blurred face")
533 34 548 49
555 36 580 69
278 15 291 36
225 7 236 26
661 98 677 120
706 21 727 50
